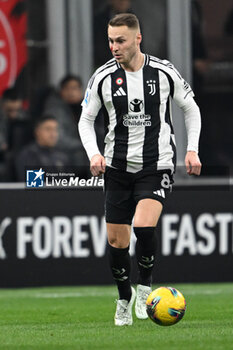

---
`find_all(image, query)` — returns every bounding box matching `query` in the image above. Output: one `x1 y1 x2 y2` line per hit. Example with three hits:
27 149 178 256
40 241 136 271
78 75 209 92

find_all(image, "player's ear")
136 32 142 45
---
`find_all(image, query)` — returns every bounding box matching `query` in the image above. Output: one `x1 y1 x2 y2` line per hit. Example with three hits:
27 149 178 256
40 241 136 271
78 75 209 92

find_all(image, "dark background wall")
0 186 232 287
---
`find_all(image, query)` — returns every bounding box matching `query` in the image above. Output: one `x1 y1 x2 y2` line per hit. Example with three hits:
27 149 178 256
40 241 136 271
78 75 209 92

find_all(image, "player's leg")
133 199 162 319
104 167 136 325
133 169 173 319
107 223 136 326
134 198 162 286
107 223 132 301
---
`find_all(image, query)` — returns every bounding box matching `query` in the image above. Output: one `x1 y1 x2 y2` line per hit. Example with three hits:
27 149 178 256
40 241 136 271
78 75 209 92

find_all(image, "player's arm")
78 111 106 176
78 80 106 177
170 65 202 176
182 99 202 176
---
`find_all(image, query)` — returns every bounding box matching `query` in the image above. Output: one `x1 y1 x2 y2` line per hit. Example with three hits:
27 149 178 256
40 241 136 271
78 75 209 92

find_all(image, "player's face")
108 25 141 66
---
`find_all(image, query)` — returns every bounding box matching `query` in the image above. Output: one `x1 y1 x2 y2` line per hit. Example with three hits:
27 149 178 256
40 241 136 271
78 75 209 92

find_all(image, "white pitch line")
0 288 232 299
0 290 116 299
182 289 222 295
34 291 117 298
34 289 227 298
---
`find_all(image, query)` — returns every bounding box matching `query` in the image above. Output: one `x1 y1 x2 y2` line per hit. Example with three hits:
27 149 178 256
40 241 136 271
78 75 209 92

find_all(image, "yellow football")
146 287 186 326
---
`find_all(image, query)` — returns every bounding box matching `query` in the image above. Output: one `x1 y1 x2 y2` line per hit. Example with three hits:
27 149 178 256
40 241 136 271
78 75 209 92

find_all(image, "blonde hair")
108 13 140 30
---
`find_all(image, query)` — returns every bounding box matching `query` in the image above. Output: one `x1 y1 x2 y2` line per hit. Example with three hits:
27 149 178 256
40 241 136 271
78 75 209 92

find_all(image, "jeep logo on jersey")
129 99 143 112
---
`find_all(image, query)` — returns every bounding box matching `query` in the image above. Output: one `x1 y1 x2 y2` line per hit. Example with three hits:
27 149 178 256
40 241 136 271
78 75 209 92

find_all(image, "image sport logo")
26 168 45 188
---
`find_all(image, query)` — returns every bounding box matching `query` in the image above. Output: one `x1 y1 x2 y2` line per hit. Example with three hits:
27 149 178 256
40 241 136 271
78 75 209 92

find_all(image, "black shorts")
104 166 173 225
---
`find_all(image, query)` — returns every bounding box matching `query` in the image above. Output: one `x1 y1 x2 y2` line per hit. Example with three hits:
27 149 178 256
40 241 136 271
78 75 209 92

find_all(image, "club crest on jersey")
116 77 123 85
147 80 156 96
129 99 143 112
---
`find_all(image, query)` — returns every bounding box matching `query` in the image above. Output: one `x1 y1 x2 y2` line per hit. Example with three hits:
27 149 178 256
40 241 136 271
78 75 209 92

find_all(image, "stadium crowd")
0 75 90 181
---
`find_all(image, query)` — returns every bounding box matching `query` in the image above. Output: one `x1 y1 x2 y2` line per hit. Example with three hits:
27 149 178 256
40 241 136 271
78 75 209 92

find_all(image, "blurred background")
0 0 232 181
0 0 232 288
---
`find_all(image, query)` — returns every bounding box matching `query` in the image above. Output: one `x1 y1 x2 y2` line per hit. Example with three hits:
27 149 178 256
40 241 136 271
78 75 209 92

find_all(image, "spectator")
93 0 134 67
15 115 69 181
0 88 30 154
42 75 90 174
0 88 30 180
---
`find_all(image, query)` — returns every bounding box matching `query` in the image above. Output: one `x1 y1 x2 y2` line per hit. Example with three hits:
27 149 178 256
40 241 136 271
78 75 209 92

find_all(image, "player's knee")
134 211 161 226
108 237 129 249
108 236 118 247
107 224 130 248
134 219 155 227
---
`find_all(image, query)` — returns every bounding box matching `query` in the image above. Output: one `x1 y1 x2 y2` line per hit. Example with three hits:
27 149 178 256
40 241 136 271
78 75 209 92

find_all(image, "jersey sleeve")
163 60 201 153
165 61 195 108
81 74 102 117
79 72 103 160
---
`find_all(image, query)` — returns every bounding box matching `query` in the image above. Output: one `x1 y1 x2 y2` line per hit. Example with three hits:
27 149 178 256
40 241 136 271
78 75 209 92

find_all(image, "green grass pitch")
0 283 232 350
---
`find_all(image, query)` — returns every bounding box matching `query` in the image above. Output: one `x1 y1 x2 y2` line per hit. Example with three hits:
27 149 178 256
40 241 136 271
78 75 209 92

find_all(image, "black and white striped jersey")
81 54 198 173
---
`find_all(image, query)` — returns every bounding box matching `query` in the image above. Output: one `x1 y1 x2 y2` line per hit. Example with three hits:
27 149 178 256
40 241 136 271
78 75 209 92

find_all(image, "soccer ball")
146 287 186 326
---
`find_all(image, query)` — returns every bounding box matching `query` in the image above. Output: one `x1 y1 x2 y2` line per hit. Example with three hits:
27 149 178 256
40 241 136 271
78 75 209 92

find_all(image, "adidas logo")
113 87 126 97
153 189 165 198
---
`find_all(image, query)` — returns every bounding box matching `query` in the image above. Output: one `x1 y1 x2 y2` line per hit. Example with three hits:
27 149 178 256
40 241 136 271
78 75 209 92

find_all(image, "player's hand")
90 154 106 176
185 151 202 176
